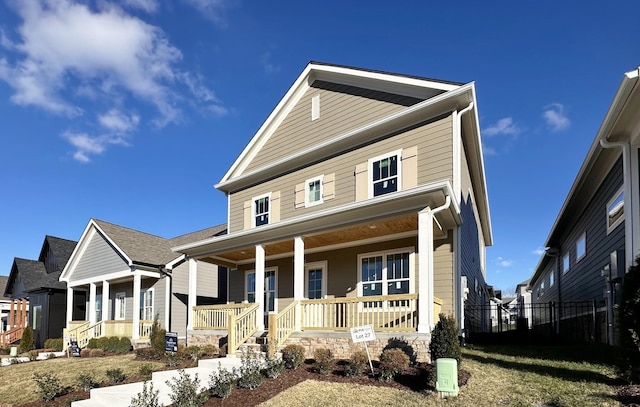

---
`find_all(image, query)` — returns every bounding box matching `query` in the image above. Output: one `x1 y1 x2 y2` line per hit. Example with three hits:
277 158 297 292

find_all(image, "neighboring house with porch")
3 236 77 348
60 219 227 348
0 276 10 332
174 62 493 361
529 66 640 345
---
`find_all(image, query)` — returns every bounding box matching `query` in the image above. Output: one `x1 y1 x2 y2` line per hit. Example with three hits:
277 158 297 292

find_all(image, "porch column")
133 273 141 340
89 283 97 325
8 300 14 329
255 244 265 331
187 258 197 331
66 287 74 325
293 236 305 331
20 299 27 328
102 281 110 321
418 208 435 333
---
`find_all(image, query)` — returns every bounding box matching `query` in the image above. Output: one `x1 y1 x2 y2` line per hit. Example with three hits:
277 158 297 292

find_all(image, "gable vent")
311 94 320 121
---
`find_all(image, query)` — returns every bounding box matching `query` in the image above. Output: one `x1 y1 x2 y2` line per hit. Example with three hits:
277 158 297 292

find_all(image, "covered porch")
0 299 28 346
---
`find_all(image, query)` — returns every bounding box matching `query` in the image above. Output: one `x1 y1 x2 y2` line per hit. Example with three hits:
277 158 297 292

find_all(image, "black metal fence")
464 300 608 345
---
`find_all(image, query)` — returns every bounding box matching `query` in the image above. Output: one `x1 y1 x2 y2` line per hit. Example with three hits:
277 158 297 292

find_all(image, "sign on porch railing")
350 325 375 374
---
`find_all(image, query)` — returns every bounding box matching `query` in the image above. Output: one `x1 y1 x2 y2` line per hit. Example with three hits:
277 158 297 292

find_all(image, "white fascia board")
60 219 95 282
165 254 186 270
216 84 475 192
68 269 133 287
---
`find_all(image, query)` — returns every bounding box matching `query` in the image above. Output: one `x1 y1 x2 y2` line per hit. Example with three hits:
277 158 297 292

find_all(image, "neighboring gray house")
60 219 227 345
529 66 640 344
515 279 532 328
0 276 10 332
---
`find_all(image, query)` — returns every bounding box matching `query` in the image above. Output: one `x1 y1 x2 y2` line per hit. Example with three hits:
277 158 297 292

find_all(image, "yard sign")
350 325 375 374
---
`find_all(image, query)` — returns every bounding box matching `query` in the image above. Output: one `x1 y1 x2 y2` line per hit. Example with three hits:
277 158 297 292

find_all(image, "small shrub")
44 338 64 352
379 348 409 381
76 372 97 391
186 345 203 362
130 380 160 407
135 347 159 360
201 344 219 358
33 372 63 401
166 351 181 367
9 357 20 365
47 352 56 359
281 344 305 369
106 368 126 384
208 364 236 399
90 348 105 358
0 346 9 355
236 352 263 389
86 338 98 349
383 337 417 365
117 337 132 354
313 348 333 375
139 363 154 379
19 326 35 353
96 336 109 351
429 313 461 366
105 336 120 352
263 354 285 379
345 350 369 377
149 315 166 357
28 350 39 361
166 369 207 407
80 348 92 358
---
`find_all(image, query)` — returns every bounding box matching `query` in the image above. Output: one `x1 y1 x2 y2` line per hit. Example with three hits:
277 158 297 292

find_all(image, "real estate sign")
350 325 376 343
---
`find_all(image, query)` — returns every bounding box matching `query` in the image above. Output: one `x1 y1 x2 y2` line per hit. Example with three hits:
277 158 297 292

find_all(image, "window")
253 194 270 227
576 233 586 261
607 188 624 233
305 262 327 299
369 150 401 197
305 176 323 207
541 280 545 295
562 254 570 274
549 269 555 287
140 289 154 321
95 294 102 322
359 250 412 307
115 292 126 320
32 305 42 330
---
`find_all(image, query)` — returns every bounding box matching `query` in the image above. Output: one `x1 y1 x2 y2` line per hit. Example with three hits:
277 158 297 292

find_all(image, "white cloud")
532 247 545 256
543 103 570 131
483 117 521 137
482 144 497 156
496 256 513 267
0 0 227 162
183 0 228 23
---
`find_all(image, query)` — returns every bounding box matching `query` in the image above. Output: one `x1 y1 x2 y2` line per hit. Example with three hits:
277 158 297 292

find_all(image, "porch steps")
71 357 243 407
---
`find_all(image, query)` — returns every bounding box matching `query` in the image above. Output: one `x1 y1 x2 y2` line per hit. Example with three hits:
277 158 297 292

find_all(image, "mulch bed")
618 384 640 407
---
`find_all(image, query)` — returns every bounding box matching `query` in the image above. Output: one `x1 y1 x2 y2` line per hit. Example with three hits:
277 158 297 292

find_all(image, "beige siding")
433 234 454 315
245 80 423 172
229 115 453 232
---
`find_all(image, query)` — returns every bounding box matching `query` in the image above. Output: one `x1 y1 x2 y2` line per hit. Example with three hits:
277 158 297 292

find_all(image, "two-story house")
529 66 640 345
174 62 493 361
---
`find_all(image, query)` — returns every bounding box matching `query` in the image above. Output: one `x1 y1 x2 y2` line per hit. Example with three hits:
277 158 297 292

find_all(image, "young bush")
208 364 236 399
28 350 39 361
47 352 56 359
281 344 306 369
76 372 97 391
96 336 110 351
166 351 181 367
33 372 63 401
345 350 369 377
106 368 126 384
236 353 263 389
130 381 160 407
149 315 167 357
383 337 417 365
263 354 285 379
80 348 92 358
44 338 64 352
184 345 203 362
86 338 98 349
19 326 35 353
139 363 154 379
379 348 409 381
313 348 333 375
90 348 105 358
620 256 640 381
118 336 132 353
166 369 207 407
429 313 461 365
135 347 159 360
201 344 219 358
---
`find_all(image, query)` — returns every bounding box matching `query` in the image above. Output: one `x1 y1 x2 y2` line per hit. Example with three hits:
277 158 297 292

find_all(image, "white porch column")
165 273 171 332
133 273 141 340
293 236 305 331
255 244 265 331
102 281 110 321
89 283 97 325
417 208 434 333
66 287 74 325
187 258 198 331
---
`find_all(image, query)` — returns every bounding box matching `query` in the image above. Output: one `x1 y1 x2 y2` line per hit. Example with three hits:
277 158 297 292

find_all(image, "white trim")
368 149 403 199
606 186 625 234
576 232 587 262
311 94 320 121
115 292 126 320
304 261 328 299
140 287 155 321
67 269 159 288
251 192 272 228
304 175 324 208
356 247 415 298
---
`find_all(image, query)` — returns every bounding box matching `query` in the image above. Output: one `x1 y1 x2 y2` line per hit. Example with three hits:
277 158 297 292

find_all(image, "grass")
0 354 164 405
260 344 622 407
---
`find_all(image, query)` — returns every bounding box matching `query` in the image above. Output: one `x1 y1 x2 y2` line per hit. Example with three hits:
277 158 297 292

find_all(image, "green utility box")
436 358 459 397
9 347 17 357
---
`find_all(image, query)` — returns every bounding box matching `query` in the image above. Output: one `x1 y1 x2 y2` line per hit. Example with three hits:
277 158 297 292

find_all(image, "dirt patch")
618 384 640 406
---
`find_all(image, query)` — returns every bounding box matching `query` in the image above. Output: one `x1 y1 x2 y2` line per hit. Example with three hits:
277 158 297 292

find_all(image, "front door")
246 269 277 327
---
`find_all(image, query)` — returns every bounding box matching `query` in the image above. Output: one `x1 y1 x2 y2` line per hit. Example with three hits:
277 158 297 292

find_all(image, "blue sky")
0 0 638 295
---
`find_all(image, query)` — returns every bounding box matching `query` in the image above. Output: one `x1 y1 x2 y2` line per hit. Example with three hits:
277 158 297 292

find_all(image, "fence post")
268 313 277 357
228 312 236 357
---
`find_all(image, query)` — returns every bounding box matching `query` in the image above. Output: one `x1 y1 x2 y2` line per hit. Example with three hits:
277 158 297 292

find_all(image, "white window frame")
95 294 103 322
305 175 324 208
549 269 555 287
115 292 126 320
140 288 154 321
576 233 586 262
251 193 271 228
368 149 402 198
606 187 624 234
562 254 570 274
245 268 278 313
357 248 415 303
305 261 328 299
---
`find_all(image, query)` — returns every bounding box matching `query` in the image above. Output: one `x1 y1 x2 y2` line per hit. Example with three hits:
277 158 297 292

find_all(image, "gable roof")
0 276 9 300
40 235 77 269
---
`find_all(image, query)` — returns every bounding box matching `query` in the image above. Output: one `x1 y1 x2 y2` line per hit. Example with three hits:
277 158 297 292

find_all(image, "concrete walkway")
71 356 243 407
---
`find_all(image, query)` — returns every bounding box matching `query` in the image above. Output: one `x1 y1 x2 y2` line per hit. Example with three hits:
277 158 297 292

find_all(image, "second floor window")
305 176 323 207
370 151 400 197
254 195 270 227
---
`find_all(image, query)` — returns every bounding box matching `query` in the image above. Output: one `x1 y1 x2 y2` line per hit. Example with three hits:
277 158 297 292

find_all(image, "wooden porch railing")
139 320 154 338
267 301 298 356
193 303 256 330
0 326 24 346
227 303 259 356
74 321 104 348
301 294 419 331
103 320 133 337
64 321 91 346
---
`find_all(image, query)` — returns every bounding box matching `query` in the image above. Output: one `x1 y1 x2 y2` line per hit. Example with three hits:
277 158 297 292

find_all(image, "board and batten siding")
244 80 423 173
229 115 453 232
541 157 625 303
72 230 129 281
